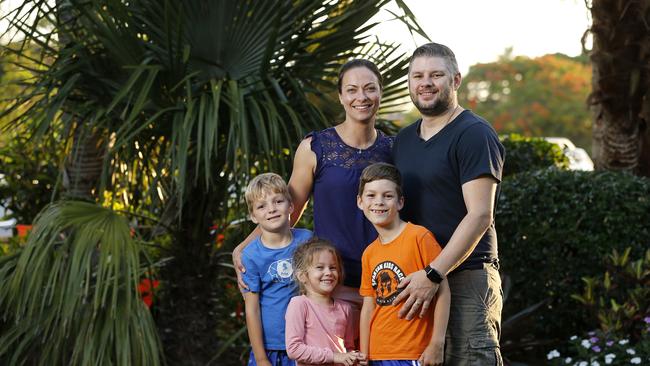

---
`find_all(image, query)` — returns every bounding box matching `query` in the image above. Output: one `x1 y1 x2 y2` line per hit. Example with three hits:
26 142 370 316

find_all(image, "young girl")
285 239 366 366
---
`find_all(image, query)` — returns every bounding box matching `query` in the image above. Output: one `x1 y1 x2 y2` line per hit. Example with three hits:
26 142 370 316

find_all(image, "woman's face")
338 67 381 124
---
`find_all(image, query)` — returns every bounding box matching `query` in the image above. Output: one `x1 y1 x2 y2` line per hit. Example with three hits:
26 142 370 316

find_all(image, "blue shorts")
369 361 420 366
248 350 295 366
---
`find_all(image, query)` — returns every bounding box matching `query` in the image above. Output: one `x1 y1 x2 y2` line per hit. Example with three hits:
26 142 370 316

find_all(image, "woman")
233 59 392 306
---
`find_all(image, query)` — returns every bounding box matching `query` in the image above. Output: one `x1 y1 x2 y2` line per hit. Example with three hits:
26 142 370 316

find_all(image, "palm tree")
588 0 650 176
0 0 428 364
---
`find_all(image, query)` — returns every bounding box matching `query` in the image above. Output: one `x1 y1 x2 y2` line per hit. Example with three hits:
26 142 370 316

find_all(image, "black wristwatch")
424 265 444 284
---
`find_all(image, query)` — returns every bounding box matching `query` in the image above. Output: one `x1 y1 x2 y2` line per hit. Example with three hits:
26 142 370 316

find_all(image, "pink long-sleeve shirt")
285 295 355 366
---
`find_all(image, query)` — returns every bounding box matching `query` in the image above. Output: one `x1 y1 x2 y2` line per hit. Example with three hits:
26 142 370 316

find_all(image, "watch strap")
424 265 444 284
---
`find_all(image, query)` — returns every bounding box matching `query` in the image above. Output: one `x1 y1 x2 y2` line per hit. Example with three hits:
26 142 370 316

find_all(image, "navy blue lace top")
308 127 393 287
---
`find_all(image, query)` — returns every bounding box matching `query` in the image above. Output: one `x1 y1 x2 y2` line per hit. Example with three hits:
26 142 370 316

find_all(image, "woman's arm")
233 137 316 289
287 137 316 226
232 227 262 290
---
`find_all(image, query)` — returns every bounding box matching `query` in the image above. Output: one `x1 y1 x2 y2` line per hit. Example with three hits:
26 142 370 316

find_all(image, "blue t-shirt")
309 127 393 287
393 110 505 271
241 228 313 350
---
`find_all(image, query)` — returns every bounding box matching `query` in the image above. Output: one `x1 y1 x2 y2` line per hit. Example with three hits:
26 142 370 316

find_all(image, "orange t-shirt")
360 222 442 360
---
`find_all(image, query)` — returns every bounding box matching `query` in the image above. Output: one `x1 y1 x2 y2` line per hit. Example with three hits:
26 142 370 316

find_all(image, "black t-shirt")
392 110 505 271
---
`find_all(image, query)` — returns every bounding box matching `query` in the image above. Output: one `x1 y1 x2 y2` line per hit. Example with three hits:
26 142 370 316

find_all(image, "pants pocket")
468 337 502 366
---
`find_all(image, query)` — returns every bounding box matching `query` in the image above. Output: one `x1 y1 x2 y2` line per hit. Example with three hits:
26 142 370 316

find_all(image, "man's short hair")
245 173 291 213
410 42 460 76
358 162 403 198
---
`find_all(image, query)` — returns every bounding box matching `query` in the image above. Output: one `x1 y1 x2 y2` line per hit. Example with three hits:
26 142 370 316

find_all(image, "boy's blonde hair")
293 238 344 295
244 173 292 214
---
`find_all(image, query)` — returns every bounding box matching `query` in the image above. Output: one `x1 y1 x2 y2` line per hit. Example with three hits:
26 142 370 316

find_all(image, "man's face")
408 56 459 117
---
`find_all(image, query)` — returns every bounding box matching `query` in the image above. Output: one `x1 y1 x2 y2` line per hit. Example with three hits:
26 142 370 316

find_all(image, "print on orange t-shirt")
360 222 442 360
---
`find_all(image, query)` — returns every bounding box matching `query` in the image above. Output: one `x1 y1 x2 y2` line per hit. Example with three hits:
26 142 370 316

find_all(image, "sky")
1 0 592 74
371 0 592 74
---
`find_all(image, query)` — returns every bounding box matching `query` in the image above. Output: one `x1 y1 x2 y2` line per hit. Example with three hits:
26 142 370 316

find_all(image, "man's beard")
411 83 453 117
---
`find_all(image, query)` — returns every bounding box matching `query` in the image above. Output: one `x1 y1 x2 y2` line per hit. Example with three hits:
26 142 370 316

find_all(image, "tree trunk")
57 0 106 199
156 181 226 365
63 127 105 200
589 0 650 176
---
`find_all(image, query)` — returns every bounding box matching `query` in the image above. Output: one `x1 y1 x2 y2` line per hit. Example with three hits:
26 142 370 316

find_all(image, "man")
392 42 505 365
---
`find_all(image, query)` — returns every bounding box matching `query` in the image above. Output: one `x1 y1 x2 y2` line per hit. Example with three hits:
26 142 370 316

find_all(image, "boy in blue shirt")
241 173 312 366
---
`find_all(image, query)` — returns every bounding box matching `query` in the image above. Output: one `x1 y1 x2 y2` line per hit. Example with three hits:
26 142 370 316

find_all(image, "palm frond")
2 0 426 211
0 201 162 366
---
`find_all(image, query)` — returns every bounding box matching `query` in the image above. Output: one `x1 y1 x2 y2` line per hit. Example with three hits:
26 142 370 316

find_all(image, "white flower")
582 339 592 348
604 353 616 364
565 357 572 364
591 361 600 366
547 349 561 360
630 357 641 364
578 361 588 366
626 348 636 355
618 339 629 345
570 335 578 340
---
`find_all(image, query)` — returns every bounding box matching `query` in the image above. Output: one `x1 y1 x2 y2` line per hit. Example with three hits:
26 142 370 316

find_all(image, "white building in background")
544 137 594 171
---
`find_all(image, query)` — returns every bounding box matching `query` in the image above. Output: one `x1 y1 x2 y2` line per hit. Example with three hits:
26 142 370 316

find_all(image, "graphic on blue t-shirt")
268 258 293 283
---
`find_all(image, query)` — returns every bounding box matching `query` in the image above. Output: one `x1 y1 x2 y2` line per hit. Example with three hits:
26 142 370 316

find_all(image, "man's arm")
429 176 497 273
244 292 272 366
394 176 497 319
419 279 450 366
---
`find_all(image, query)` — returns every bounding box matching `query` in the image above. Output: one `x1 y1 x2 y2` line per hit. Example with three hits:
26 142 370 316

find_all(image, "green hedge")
500 134 569 177
497 170 650 340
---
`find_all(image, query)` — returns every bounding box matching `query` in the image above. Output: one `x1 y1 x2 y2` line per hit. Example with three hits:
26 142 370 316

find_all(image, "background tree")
587 0 650 176
457 50 593 149
0 0 428 364
0 49 61 224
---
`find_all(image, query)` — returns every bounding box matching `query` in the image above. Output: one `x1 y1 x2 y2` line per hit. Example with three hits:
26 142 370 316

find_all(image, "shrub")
0 134 59 224
572 248 650 340
497 170 650 342
500 133 569 177
546 249 650 365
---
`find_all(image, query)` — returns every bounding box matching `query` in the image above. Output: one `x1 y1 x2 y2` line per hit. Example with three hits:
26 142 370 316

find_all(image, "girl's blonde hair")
292 237 344 295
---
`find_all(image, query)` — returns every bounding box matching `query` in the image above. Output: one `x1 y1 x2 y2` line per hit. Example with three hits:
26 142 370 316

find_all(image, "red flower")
16 224 32 238
138 278 160 308
216 233 225 248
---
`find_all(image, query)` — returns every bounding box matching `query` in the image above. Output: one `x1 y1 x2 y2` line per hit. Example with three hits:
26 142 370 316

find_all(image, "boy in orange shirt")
358 163 450 366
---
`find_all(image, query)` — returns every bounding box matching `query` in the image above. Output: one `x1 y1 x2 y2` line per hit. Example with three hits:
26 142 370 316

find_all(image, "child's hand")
418 342 444 366
355 351 368 365
333 351 365 366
